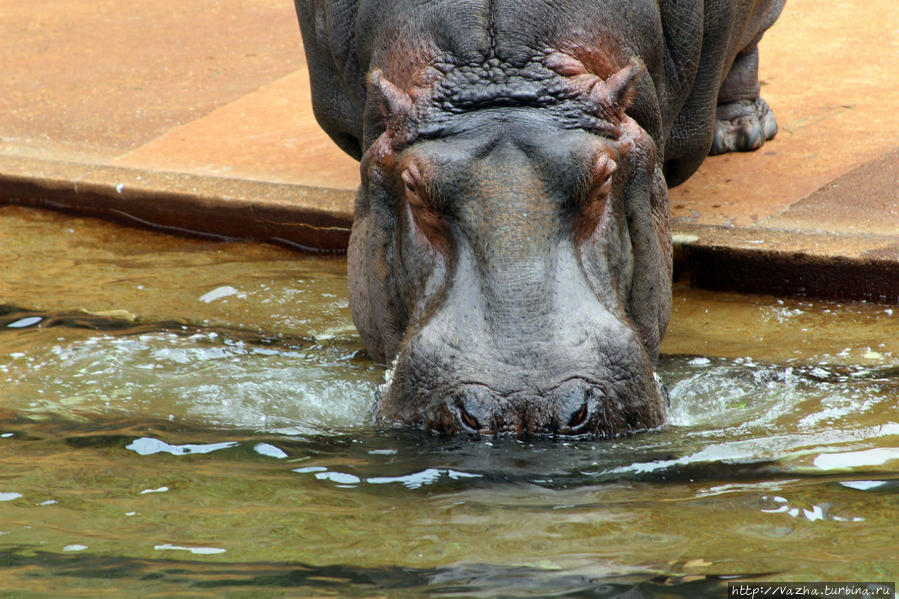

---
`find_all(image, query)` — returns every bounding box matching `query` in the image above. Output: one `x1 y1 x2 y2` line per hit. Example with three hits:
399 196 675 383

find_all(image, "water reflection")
0 546 737 597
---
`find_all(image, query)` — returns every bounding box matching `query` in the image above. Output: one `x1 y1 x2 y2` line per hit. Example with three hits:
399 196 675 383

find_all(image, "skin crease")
296 0 785 438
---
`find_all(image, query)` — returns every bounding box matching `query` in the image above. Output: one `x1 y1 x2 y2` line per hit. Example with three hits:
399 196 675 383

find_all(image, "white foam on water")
813 447 899 471
154 544 226 555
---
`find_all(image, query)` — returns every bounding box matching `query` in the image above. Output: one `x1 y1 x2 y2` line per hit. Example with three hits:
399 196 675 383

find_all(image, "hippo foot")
710 97 777 155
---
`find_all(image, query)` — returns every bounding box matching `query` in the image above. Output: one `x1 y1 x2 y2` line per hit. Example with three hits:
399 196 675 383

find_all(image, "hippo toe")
711 97 779 155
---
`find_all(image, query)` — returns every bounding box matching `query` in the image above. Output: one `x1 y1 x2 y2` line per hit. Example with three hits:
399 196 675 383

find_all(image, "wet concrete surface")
0 0 896 300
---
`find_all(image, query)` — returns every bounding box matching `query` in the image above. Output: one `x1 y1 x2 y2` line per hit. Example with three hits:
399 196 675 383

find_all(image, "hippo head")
349 55 672 438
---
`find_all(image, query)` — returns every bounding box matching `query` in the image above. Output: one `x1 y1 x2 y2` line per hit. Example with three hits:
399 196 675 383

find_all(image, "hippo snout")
448 379 603 437
419 378 647 439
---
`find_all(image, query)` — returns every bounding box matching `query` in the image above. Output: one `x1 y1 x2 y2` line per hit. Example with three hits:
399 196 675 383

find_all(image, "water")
1 206 897 596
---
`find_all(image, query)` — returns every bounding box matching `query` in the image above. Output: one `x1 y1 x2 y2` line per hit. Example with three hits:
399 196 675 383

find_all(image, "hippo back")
296 0 784 185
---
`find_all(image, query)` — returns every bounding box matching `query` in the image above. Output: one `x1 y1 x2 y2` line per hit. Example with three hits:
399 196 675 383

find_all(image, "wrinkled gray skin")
296 0 784 438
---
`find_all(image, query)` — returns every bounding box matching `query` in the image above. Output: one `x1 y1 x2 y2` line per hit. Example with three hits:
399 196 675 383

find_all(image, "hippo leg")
710 45 778 155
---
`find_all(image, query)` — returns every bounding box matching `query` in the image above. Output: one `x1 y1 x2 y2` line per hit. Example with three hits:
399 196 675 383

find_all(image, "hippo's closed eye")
401 163 425 206
591 152 616 197
400 161 447 252
575 151 617 242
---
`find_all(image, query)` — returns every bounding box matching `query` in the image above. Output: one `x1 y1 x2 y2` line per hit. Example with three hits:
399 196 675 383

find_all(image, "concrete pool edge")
2 152 897 303
0 154 353 252
673 224 899 304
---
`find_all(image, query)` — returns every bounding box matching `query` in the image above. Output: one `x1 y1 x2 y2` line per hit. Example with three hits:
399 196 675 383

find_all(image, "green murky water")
1 206 897 597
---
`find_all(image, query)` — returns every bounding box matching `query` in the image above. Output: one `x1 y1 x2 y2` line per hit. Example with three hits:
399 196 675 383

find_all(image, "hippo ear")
566 57 644 122
594 58 643 117
369 70 413 137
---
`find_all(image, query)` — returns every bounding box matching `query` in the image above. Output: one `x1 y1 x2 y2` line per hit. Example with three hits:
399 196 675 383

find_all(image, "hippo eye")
594 174 613 198
592 152 616 197
401 164 423 196
399 162 449 252
401 166 430 211
574 152 617 242
402 171 416 193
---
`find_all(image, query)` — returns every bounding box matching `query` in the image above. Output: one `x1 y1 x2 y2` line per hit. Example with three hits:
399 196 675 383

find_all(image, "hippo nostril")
552 380 600 436
458 403 481 432
568 402 589 429
449 385 497 435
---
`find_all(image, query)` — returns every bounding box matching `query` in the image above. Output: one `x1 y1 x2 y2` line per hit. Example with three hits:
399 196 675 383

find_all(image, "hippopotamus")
295 0 784 437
